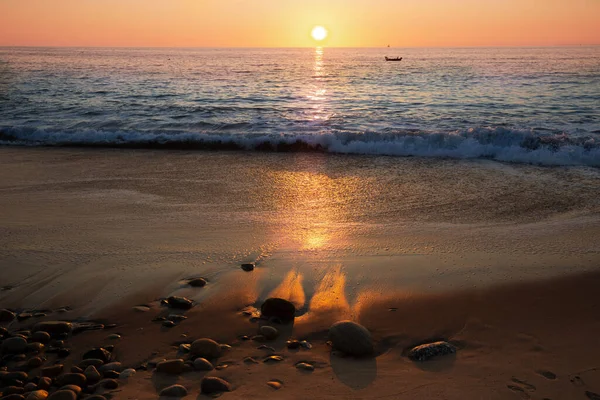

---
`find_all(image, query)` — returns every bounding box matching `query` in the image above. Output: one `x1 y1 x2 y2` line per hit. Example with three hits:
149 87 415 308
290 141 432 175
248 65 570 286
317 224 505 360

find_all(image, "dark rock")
296 362 315 371
32 322 72 336
70 366 83 374
84 366 101 383
23 382 38 391
26 343 45 354
263 355 284 363
26 357 44 369
329 321 374 357
165 296 193 310
286 340 301 349
103 345 114 353
200 377 231 394
241 263 255 272
156 359 184 374
82 348 111 363
98 362 122 373
26 390 48 400
96 378 118 389
0 309 16 322
30 332 51 345
57 373 86 387
118 369 136 379
102 370 119 379
37 377 52 390
243 357 259 364
40 365 63 378
47 390 76 400
259 326 279 340
167 315 187 322
55 333 69 341
0 327 9 338
407 341 457 361
56 349 70 358
4 371 28 381
2 378 24 387
78 359 104 369
1 337 28 354
188 278 207 287
190 339 221 359
17 313 33 322
192 358 213 371
162 321 176 328
260 298 295 323
2 395 26 400
59 385 81 396
267 380 283 390
33 313 47 318
159 384 188 397
2 386 24 395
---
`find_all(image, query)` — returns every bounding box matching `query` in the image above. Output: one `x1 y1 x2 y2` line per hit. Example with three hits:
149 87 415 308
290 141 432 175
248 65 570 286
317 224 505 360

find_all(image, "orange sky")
1 0 598 47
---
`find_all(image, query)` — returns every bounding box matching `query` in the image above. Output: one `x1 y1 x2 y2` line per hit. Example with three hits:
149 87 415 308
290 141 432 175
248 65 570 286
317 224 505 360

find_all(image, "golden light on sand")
311 26 328 41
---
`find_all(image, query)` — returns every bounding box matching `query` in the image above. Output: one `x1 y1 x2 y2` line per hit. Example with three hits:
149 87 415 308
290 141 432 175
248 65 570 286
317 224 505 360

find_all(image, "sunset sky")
1 0 599 47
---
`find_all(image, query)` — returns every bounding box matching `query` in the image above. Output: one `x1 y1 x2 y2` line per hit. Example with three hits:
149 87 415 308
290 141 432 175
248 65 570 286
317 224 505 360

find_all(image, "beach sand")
1 147 600 399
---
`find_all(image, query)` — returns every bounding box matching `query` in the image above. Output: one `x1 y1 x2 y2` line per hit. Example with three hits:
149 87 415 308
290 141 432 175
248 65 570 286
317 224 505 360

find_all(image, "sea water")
0 46 599 166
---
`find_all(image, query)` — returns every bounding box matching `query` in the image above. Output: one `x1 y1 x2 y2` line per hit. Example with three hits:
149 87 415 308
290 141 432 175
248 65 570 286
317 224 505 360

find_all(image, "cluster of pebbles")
0 312 126 400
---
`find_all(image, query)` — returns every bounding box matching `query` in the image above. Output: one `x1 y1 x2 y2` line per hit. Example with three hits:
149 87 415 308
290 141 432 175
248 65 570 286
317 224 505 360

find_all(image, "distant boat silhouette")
385 56 402 62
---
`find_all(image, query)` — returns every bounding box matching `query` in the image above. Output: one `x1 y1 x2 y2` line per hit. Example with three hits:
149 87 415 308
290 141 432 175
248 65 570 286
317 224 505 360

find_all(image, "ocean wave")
0 126 599 167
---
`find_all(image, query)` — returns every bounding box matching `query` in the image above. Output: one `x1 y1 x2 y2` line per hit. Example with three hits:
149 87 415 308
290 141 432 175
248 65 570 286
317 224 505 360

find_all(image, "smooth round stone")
26 390 48 400
2 336 28 354
118 368 136 379
37 377 52 390
99 362 122 373
25 356 43 369
26 342 45 354
59 385 81 396
162 320 176 328
3 387 25 395
260 298 295 323
103 371 119 379
190 338 221 359
106 334 121 340
78 359 105 369
407 341 457 361
132 306 150 313
2 395 26 400
192 358 214 371
267 380 283 390
4 371 28 381
70 366 83 374
156 359 185 374
58 373 86 387
241 263 255 272
32 322 72 336
41 364 64 378
179 344 190 353
24 382 38 391
30 332 51 344
188 278 207 287
329 321 374 357
200 377 231 394
165 296 193 310
82 348 111 363
47 390 76 400
97 379 119 389
295 362 315 371
159 384 188 397
259 326 279 340
0 308 16 322
84 366 102 383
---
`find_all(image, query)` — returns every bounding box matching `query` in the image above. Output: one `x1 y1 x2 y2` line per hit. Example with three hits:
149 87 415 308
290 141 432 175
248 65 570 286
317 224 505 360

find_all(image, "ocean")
0 46 599 166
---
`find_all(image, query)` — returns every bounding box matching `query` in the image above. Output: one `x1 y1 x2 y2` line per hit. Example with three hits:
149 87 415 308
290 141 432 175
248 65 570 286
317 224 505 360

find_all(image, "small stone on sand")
165 296 193 310
99 362 123 373
263 355 284 363
179 343 191 352
85 365 102 383
241 263 255 271
190 338 221 359
160 384 188 397
31 331 51 344
2 336 28 354
97 378 119 389
57 373 86 388
0 308 16 322
47 390 76 400
162 320 176 328
32 321 73 335
295 362 315 371
26 390 49 400
82 348 111 363
407 341 457 361
267 380 283 390
259 326 279 340
106 334 121 340
119 368 137 379
243 357 259 364
200 377 231 394
132 306 150 313
260 298 295 323
188 278 207 287
156 359 185 374
329 321 374 357
59 385 82 396
41 364 64 378
193 357 214 371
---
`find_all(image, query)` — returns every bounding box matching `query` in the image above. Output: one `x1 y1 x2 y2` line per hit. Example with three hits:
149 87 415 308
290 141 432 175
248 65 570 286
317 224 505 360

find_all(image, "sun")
311 26 328 42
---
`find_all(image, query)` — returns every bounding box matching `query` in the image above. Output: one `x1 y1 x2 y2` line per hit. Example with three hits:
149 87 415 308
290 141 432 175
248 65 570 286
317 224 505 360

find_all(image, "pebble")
160 384 188 397
4 371 28 381
17 313 33 321
99 362 122 373
132 306 150 312
57 349 70 358
165 296 193 310
47 390 76 400
156 359 185 374
267 380 283 390
190 338 221 359
57 373 86 388
167 314 187 322
2 395 26 400
263 355 284 363
32 321 72 336
200 377 231 394
26 390 48 400
26 357 44 369
179 344 191 353
26 342 45 354
286 340 301 349
24 383 38 391
70 366 83 373
41 364 64 378
259 326 279 340
3 387 24 395
2 336 28 354
241 263 255 271
96 378 119 389
106 334 121 340
84 366 102 383
220 344 231 352
82 348 111 363
79 359 105 369
30 332 51 344
0 308 16 321
295 362 315 371
243 357 259 364
407 341 457 361
37 377 52 390
59 385 81 396
188 278 207 287
260 298 295 323
162 320 176 328
192 357 214 371
257 345 275 352
103 370 119 379
329 321 374 357
119 368 136 379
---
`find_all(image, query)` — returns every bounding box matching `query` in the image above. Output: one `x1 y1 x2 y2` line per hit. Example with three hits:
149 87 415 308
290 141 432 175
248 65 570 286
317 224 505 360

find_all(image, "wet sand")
1 147 600 399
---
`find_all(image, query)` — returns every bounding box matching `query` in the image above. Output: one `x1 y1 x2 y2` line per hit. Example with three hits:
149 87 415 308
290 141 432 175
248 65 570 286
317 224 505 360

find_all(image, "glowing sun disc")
311 26 328 41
